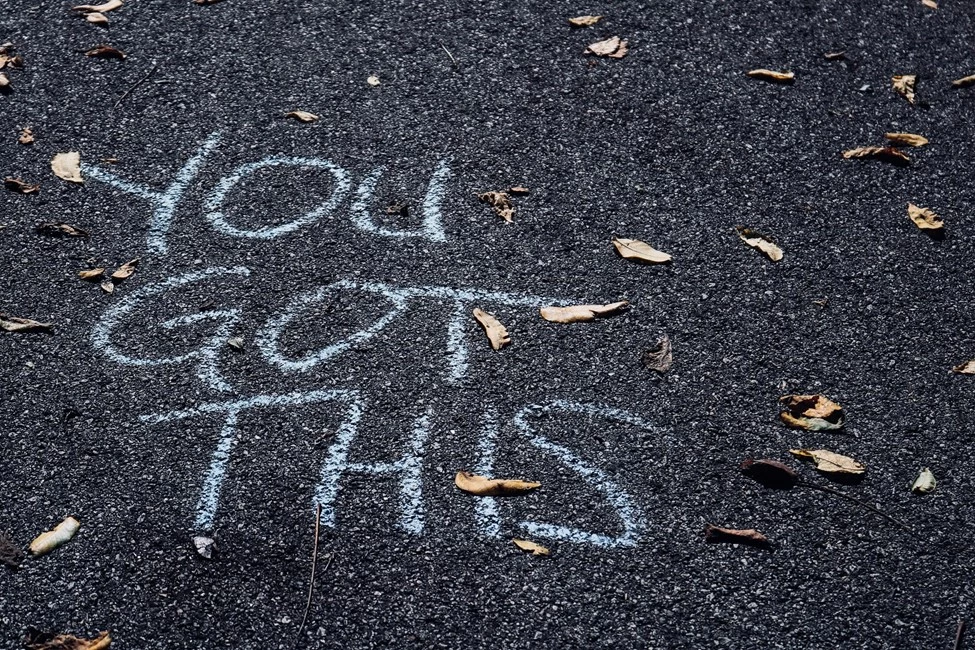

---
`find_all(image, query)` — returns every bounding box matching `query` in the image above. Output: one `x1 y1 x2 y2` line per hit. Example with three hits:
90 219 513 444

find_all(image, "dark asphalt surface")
3 0 975 648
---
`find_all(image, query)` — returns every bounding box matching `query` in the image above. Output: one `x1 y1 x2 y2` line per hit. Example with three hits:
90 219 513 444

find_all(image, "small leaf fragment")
227 337 245 350
779 394 845 431
100 280 115 294
71 0 122 12
18 127 34 145
704 524 769 546
951 359 975 374
110 258 139 280
84 44 126 59
193 535 215 559
746 69 794 84
823 51 845 61
735 226 783 262
0 314 52 332
892 74 917 104
585 36 628 59
790 448 865 475
568 15 603 27
921 0 937 8
612 237 672 264
885 132 928 147
455 471 539 496
86 12 109 25
24 629 112 650
285 110 319 123
642 334 673 373
473 308 510 350
29 517 80 556
0 531 24 569
952 74 975 89
512 539 550 556
740 459 799 489
508 186 529 195
911 467 936 494
907 203 943 231
36 222 89 237
4 177 39 194
51 152 84 183
0 72 8 88
78 267 105 281
539 301 628 324
841 146 910 166
366 75 380 86
477 191 514 223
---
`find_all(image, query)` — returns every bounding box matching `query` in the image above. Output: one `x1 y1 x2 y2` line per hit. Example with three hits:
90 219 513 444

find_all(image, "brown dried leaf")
72 0 122 11
285 110 319 123
779 394 845 431
740 458 799 489
884 132 928 147
568 15 603 27
907 203 943 230
841 146 910 166
704 524 769 546
746 68 795 83
922 0 938 8
78 268 105 281
952 359 975 374
18 127 34 144
36 222 89 237
4 177 39 194
642 334 672 373
86 12 109 25
24 629 112 650
539 301 628 323
952 74 975 89
892 74 917 104
585 36 628 59
477 191 514 223
735 227 783 261
612 237 672 264
84 44 126 59
455 471 540 496
508 186 529 195
472 308 510 350
790 448 865 475
100 280 115 294
51 152 84 183
0 531 24 569
110 258 139 280
0 314 52 332
512 539 550 556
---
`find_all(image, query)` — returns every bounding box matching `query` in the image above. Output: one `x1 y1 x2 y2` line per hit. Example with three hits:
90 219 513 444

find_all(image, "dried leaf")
71 0 122 12
477 191 514 223
455 471 539 496
892 74 917 104
24 629 112 650
746 69 795 84
568 15 603 27
285 110 319 123
512 539 550 556
823 51 845 61
36 222 89 237
911 467 936 494
508 186 529 195
704 524 769 546
884 132 928 147
790 448 865 475
227 337 244 350
366 75 380 86
779 394 845 431
921 0 937 8
0 531 24 569
472 308 510 350
4 177 39 194
100 280 115 294
84 45 126 59
951 359 975 374
110 258 139 280
735 227 783 262
77 268 105 281
86 12 109 25
841 146 910 166
740 458 799 489
51 152 84 183
612 237 672 264
907 203 943 231
29 517 80 556
952 74 975 89
193 535 215 559
585 36 628 59
539 301 628 323
0 72 9 88
642 334 672 373
0 314 52 332
18 127 34 145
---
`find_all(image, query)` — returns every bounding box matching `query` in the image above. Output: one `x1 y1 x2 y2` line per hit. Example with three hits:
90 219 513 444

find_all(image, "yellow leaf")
892 74 917 104
907 203 943 231
842 146 910 166
746 69 795 84
285 110 319 123
789 449 865 475
455 471 540 496
612 237 672 264
952 74 975 88
29 517 80 556
884 132 928 147
568 15 603 27
735 227 783 262
512 539 550 556
585 36 628 59
539 301 628 323
51 152 84 183
472 308 510 350
71 0 122 12
951 359 975 374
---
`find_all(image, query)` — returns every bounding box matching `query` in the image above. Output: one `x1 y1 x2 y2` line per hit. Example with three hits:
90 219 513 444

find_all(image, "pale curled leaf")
29 517 80 556
885 132 928 147
110 258 139 280
4 177 39 194
0 72 8 88
455 471 540 496
842 146 910 166
366 75 380 86
285 110 319 122
472 308 510 350
86 12 109 25
746 69 794 84
952 74 975 89
612 237 671 264
539 301 628 323
951 359 975 374
779 394 845 431
585 36 628 59
735 227 782 262
921 0 937 9
77 268 105 281
642 334 672 373
823 51 845 61
51 152 84 183
892 74 917 104
704 524 769 546
508 186 529 195
568 15 603 27
911 468 936 494
907 203 943 230
790 449 865 475
477 191 514 222
71 0 122 12
0 314 52 332
512 539 550 556
24 629 112 650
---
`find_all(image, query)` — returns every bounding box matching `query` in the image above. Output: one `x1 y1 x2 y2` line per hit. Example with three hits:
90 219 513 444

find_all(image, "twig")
439 41 458 69
802 482 911 531
955 619 966 650
114 62 159 108
296 503 324 643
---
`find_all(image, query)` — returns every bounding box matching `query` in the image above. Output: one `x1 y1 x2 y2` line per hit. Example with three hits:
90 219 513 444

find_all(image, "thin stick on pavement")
954 619 966 650
296 503 325 643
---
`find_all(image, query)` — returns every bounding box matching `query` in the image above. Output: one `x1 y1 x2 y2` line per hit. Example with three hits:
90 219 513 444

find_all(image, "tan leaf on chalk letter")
704 524 769 546
911 467 936 494
642 334 672 373
472 308 510 350
512 539 550 556
0 314 52 332
952 74 975 89
285 110 319 123
612 237 672 264
746 69 795 84
735 227 783 261
71 0 122 12
585 36 628 59
779 394 845 431
51 152 84 183
951 359 975 374
568 15 603 27
4 177 39 194
892 74 917 104
885 132 928 147
84 44 126 59
841 146 910 166
24 629 112 650
790 449 865 475
907 203 943 231
110 258 139 280
539 301 628 323
78 267 105 281
477 191 514 223
29 517 80 556
455 471 539 496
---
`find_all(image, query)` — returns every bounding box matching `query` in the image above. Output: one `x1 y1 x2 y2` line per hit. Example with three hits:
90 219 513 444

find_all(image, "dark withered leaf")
0 531 24 569
740 458 799 489
704 524 770 547
642 334 672 373
36 223 89 237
